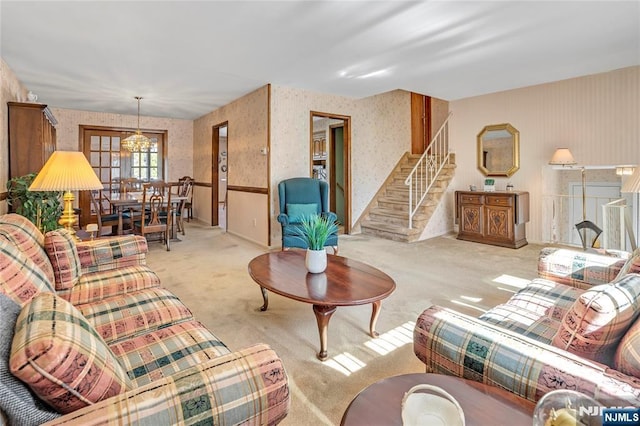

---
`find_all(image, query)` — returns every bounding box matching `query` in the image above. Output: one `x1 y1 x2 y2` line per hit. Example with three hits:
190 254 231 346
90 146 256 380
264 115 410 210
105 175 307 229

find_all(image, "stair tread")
370 207 429 219
361 220 422 235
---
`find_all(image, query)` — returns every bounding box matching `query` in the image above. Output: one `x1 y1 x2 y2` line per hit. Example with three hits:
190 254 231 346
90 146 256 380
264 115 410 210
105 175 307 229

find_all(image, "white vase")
305 248 327 273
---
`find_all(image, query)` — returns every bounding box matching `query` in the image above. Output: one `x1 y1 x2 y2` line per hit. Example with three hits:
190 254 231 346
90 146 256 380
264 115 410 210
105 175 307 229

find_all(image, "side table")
340 373 534 426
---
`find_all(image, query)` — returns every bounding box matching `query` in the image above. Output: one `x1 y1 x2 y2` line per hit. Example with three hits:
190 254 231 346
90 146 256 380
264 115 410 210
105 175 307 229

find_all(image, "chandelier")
122 96 152 152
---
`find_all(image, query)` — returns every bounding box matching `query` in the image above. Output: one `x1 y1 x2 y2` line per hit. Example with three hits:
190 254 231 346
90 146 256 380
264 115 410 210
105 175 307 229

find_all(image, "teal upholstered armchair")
277 177 338 253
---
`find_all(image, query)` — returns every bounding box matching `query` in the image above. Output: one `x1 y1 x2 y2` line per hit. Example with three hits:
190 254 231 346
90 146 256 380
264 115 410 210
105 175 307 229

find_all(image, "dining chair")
133 181 172 251
178 176 194 222
120 177 143 194
89 190 130 236
174 176 194 235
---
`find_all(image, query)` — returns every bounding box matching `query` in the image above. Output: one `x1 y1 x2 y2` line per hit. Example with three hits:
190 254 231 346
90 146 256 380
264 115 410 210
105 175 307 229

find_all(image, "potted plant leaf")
7 173 63 233
296 214 338 273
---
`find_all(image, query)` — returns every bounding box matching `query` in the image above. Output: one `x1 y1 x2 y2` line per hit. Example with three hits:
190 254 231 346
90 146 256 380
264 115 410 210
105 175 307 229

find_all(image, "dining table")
104 191 187 239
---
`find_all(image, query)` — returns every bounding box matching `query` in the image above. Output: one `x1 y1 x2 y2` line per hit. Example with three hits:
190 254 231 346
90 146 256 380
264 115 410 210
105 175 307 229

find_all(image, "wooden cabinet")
455 190 529 248
7 102 57 179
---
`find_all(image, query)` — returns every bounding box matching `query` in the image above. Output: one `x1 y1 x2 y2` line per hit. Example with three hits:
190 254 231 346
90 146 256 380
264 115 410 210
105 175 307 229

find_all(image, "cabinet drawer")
460 194 483 204
486 195 513 207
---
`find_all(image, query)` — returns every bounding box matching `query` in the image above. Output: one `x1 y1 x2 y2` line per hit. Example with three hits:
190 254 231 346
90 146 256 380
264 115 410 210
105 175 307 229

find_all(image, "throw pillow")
0 239 55 306
615 316 640 379
10 292 132 414
286 203 318 223
551 273 640 366
0 213 55 284
0 293 60 425
44 229 82 290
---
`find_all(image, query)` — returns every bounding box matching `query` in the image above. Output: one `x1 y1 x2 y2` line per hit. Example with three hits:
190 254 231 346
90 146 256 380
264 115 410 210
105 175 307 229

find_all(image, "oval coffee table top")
341 373 535 426
248 251 396 306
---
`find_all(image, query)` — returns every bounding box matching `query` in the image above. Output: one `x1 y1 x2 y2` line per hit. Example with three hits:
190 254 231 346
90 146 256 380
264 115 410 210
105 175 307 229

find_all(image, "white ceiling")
1 1 639 120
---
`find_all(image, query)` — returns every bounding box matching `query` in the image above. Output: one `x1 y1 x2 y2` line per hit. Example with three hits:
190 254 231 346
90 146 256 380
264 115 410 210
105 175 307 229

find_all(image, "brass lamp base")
58 190 79 240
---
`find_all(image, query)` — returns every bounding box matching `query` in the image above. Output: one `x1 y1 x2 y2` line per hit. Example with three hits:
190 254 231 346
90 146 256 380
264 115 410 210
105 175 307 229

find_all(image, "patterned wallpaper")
0 58 29 214
193 86 268 190
50 108 193 182
192 85 269 242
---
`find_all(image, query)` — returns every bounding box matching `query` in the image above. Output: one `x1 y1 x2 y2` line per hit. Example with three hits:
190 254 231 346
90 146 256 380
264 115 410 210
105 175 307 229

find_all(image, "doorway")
310 112 351 234
79 125 165 227
211 122 228 229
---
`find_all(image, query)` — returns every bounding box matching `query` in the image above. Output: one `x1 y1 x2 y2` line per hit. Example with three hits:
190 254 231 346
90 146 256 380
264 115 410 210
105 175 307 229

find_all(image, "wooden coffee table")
248 251 396 361
340 373 535 425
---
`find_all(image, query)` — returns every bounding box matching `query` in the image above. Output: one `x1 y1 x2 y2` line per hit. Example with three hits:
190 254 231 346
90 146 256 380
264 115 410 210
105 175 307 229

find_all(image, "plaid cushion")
480 303 561 343
0 214 55 285
44 229 81 290
414 305 640 406
42 344 289 426
552 273 640 366
615 317 640 379
501 278 582 321
538 247 629 289
615 248 640 281
110 320 230 387
57 266 161 305
10 293 132 414
76 288 194 345
76 235 148 274
0 239 54 306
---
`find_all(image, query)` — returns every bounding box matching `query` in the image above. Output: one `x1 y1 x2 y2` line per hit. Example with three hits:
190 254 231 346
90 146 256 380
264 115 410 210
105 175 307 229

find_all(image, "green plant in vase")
296 214 338 273
7 173 63 232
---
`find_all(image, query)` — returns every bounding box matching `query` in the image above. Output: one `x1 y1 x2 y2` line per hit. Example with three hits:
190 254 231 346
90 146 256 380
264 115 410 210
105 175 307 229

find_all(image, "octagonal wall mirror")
477 123 520 177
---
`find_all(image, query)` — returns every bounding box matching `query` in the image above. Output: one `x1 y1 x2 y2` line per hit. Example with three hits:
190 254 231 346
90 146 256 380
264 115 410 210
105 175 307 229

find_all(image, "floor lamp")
549 147 584 217
28 151 104 240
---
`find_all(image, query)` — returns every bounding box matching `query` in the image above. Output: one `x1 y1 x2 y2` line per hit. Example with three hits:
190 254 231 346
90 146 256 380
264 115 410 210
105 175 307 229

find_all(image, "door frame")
211 122 228 227
309 111 351 234
79 125 166 227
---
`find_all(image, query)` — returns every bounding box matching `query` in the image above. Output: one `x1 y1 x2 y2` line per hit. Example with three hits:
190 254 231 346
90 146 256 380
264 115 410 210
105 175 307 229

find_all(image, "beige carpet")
145 221 544 425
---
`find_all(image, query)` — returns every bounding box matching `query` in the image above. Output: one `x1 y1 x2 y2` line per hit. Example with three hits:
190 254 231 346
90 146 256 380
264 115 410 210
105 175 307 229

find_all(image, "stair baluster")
405 112 453 228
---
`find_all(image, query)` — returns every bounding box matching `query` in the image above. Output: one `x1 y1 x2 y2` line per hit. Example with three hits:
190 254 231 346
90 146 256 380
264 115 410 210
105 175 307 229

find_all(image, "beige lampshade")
621 167 640 193
549 148 577 166
29 151 103 191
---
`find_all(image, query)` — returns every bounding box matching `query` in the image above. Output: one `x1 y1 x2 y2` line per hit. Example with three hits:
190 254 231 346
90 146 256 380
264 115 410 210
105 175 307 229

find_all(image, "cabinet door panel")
461 204 483 236
485 205 514 241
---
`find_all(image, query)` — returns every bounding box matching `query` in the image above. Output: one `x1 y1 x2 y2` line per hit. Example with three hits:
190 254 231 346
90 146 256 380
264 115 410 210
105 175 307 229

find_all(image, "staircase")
360 112 455 242
360 154 456 242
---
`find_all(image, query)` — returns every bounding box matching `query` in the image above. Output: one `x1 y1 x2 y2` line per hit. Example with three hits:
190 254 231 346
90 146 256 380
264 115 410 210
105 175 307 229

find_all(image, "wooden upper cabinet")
7 101 57 179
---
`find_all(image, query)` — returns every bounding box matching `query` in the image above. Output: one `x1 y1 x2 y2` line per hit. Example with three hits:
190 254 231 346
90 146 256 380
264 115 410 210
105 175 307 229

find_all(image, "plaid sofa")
0 214 289 425
414 246 640 407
